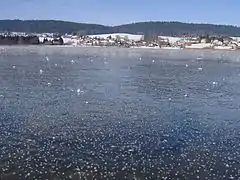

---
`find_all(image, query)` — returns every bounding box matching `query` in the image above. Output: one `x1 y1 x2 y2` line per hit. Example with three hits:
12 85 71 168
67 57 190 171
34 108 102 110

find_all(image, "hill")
1 20 240 36
0 20 111 35
113 21 240 36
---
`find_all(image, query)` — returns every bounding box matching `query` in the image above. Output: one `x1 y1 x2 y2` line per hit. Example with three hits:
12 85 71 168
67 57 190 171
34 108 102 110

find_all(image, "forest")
1 20 240 37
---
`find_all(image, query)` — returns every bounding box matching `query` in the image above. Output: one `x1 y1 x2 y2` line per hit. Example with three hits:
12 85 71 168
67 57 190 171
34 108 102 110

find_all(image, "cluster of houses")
1 31 240 50
57 33 240 50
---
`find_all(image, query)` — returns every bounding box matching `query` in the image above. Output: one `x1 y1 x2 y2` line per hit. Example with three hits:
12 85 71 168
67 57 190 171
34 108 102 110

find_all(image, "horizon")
1 19 240 28
1 0 240 26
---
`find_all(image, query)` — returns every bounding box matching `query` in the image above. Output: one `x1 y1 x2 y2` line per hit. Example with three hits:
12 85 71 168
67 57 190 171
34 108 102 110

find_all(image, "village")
1 31 240 50
32 32 240 50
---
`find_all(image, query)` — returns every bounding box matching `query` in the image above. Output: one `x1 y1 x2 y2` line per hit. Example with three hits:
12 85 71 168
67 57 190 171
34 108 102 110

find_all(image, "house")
52 37 64 45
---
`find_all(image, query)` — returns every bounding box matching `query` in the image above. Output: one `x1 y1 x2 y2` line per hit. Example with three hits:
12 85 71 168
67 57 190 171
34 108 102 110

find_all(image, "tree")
59 37 64 45
72 32 77 36
115 35 121 41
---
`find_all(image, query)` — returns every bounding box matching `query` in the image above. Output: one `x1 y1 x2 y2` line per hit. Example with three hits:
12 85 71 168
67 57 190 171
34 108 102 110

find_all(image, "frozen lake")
1 47 240 179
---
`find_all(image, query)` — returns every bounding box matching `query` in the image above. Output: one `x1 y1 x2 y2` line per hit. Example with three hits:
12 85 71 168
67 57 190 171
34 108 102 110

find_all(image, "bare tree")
115 35 121 41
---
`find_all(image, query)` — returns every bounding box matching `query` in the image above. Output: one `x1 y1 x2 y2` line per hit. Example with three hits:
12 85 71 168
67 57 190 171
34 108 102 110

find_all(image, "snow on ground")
231 37 240 42
89 34 187 43
39 37 53 43
131 46 160 49
185 43 212 49
62 37 79 46
89 33 144 41
161 47 182 50
214 46 233 50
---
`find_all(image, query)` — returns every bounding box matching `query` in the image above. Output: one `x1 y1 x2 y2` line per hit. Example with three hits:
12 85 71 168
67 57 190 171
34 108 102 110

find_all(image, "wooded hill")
1 20 240 36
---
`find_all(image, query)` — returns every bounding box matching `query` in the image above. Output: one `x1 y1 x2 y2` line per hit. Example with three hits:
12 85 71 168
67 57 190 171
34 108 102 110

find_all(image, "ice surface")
0 46 240 63
1 46 240 179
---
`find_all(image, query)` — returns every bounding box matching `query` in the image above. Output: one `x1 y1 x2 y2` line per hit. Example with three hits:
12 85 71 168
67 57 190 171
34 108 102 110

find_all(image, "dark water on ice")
1 47 240 179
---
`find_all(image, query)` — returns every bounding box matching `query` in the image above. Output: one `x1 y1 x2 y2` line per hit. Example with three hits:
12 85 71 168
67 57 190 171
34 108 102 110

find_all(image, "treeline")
1 20 240 36
114 22 240 37
0 35 39 45
0 35 64 45
0 20 110 35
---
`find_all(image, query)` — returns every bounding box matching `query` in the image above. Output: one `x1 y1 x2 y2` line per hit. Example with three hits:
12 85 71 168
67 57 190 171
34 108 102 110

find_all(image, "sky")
1 0 239 26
